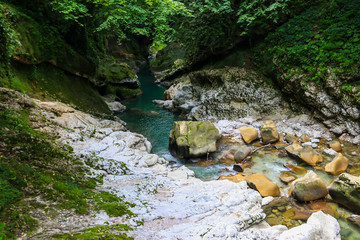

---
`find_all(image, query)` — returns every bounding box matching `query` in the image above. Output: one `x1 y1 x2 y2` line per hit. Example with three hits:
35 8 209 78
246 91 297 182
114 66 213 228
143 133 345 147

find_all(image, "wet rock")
283 207 312 221
347 215 360 228
220 173 280 197
285 144 322 166
279 211 341 240
300 145 323 166
246 173 280 197
300 134 311 143
329 140 342 152
325 153 349 175
169 121 220 158
260 120 279 144
290 171 328 202
284 133 298 144
284 163 307 175
234 145 252 162
280 172 297 184
233 164 243 172
240 126 259 144
152 99 174 110
328 173 360 213
106 101 126 113
323 148 338 156
309 200 338 217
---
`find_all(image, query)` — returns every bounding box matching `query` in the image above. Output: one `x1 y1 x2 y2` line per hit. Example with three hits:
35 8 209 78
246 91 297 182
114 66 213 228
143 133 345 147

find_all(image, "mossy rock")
1 2 95 78
169 121 220 158
96 56 138 86
150 43 186 72
5 61 111 116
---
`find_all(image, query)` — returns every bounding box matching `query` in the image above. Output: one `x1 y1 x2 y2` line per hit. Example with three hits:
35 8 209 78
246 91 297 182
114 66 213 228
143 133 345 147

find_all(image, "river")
118 63 360 239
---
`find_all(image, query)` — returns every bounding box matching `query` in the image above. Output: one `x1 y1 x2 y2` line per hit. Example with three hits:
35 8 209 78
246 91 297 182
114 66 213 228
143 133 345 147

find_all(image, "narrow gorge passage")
118 63 230 180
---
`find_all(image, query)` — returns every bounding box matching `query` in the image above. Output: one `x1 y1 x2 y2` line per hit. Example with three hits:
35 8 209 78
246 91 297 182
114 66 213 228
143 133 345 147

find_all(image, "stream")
118 63 360 240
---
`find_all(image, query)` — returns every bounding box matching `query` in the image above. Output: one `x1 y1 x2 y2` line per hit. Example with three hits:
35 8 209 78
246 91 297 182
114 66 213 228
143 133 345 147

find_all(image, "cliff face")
149 1 360 144
0 2 146 116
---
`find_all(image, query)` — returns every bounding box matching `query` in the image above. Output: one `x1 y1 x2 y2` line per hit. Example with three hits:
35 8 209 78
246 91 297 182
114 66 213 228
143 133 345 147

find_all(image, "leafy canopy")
50 0 190 49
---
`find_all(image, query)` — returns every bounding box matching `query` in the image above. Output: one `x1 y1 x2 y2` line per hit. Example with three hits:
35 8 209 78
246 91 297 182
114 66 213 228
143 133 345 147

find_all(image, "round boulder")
290 171 328 202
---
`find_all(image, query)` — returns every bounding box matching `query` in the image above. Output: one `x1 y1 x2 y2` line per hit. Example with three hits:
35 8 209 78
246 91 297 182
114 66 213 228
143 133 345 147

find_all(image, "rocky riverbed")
2 88 342 239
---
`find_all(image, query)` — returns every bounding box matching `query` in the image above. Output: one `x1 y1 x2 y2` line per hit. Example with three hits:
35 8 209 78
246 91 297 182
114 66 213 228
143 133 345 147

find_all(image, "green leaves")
50 0 189 48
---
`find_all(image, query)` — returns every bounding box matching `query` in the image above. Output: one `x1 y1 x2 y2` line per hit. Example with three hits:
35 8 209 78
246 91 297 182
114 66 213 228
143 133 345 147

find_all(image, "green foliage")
51 0 190 48
256 0 360 85
52 224 134 240
0 97 133 239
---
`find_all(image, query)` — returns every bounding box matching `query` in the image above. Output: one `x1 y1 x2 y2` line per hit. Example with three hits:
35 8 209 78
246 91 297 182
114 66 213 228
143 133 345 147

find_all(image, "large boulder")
240 126 259 144
325 153 349 175
328 173 360 213
169 121 220 158
290 171 328 202
260 120 279 144
285 144 323 166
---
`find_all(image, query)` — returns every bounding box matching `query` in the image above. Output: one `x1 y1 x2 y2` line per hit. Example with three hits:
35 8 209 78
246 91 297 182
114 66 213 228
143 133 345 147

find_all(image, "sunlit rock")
290 171 328 202
325 153 348 175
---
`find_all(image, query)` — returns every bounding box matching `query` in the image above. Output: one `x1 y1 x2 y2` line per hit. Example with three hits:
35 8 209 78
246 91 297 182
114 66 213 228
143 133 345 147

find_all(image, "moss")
106 85 142 100
0 98 134 239
52 224 134 240
4 61 111 116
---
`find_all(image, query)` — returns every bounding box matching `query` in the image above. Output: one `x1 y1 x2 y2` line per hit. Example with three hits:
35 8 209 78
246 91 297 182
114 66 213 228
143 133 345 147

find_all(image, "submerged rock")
325 153 349 175
285 144 323 166
240 126 259 144
260 120 279 144
328 173 360 213
280 172 297 184
329 140 342 152
279 211 341 240
169 121 220 158
290 171 328 202
284 133 298 144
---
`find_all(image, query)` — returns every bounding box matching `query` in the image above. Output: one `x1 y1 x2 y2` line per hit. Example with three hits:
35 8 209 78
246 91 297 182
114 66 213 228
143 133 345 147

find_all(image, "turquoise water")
118 64 228 179
118 64 178 156
118 63 360 239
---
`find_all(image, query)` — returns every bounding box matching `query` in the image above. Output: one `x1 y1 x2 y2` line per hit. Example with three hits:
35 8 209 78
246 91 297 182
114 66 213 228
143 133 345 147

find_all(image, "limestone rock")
234 145 252 162
300 134 311 143
240 126 259 144
169 121 220 158
280 172 297 184
106 101 126 113
220 173 280 197
284 163 307 175
260 120 279 144
285 144 322 166
329 140 342 152
328 173 360 213
246 173 280 197
284 133 298 144
347 215 360 229
300 146 323 166
290 171 328 202
279 211 341 240
325 153 348 175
